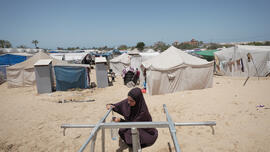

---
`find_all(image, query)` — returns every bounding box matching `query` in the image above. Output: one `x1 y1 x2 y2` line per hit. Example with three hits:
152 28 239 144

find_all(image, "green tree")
265 41 270 46
207 43 222 50
17 45 27 48
118 45 128 50
153 41 169 52
32 40 39 48
136 42 145 51
0 40 12 48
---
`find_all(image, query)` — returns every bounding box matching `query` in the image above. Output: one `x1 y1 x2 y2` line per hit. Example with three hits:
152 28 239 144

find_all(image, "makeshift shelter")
0 53 33 80
6 51 67 87
194 50 219 61
54 64 90 91
110 53 131 75
0 53 32 65
214 45 270 77
142 46 214 95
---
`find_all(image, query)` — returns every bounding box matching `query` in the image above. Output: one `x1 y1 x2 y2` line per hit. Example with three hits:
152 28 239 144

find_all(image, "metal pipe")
174 121 216 127
61 124 96 128
101 122 169 129
163 104 181 152
90 134 97 152
101 120 105 152
131 128 139 152
78 108 112 152
61 121 216 129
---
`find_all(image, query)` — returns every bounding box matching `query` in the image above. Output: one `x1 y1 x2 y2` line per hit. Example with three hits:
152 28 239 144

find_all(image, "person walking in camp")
106 87 158 151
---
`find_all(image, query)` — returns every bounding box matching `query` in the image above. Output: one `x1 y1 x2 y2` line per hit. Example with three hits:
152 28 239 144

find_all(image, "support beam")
78 108 112 152
163 104 181 152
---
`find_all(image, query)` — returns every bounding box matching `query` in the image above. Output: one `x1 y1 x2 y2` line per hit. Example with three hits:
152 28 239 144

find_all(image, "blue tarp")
0 54 28 65
54 66 88 91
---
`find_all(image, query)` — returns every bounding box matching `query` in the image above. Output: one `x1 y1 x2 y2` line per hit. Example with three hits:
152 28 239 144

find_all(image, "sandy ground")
0 70 270 152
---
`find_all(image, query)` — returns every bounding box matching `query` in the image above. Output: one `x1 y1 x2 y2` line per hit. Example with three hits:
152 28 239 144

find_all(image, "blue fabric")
54 66 87 91
0 54 27 65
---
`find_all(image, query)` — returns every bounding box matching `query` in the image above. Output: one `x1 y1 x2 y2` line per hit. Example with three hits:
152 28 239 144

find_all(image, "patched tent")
7 51 67 87
110 53 131 75
142 46 214 95
214 45 270 77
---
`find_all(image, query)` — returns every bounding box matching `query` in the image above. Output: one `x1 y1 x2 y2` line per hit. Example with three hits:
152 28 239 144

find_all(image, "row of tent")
214 45 270 77
110 46 214 95
110 45 270 95
3 52 90 91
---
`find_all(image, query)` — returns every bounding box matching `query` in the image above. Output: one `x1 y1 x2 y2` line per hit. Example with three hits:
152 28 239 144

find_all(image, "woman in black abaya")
106 87 158 150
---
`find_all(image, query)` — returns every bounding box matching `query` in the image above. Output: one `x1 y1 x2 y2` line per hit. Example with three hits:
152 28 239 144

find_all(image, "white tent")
214 45 270 77
110 53 131 75
49 52 88 62
6 51 68 87
142 46 214 95
0 48 44 53
146 49 156 53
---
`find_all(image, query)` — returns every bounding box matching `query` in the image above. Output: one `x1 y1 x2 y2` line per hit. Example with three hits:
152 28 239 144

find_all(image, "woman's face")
128 96 136 107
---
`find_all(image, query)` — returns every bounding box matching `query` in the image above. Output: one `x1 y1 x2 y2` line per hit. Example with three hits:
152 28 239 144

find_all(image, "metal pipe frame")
61 121 216 129
163 104 181 152
78 108 112 152
61 105 216 152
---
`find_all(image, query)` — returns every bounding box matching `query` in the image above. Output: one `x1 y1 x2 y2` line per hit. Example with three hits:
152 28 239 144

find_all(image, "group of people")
122 67 140 86
106 87 158 151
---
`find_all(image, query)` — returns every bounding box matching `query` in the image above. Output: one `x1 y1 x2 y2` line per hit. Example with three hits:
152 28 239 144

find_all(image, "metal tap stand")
61 104 216 152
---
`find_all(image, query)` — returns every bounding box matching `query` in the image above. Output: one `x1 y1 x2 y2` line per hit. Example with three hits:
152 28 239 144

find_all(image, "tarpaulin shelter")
6 51 67 87
54 65 90 91
214 45 270 77
194 50 219 61
0 53 32 65
142 46 214 95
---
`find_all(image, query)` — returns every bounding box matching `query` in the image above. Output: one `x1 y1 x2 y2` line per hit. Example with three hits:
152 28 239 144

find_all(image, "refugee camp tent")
0 48 44 53
142 46 214 95
6 51 67 87
139 52 160 62
110 53 131 75
0 53 33 80
214 45 270 77
194 50 219 61
0 53 32 65
54 64 90 91
146 49 156 53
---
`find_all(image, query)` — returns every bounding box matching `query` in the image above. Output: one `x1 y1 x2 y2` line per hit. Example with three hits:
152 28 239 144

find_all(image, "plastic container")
111 117 118 140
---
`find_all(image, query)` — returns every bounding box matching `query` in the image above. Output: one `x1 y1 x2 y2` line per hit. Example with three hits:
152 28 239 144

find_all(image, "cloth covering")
142 46 214 95
112 88 158 148
6 51 67 87
214 45 270 77
54 66 88 91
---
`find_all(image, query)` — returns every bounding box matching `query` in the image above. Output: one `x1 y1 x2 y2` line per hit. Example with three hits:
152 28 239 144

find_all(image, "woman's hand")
112 117 121 122
106 104 115 110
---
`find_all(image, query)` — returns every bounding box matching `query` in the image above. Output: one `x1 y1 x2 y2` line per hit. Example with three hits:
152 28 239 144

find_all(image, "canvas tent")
110 53 131 75
214 45 270 77
6 51 67 87
142 46 214 95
